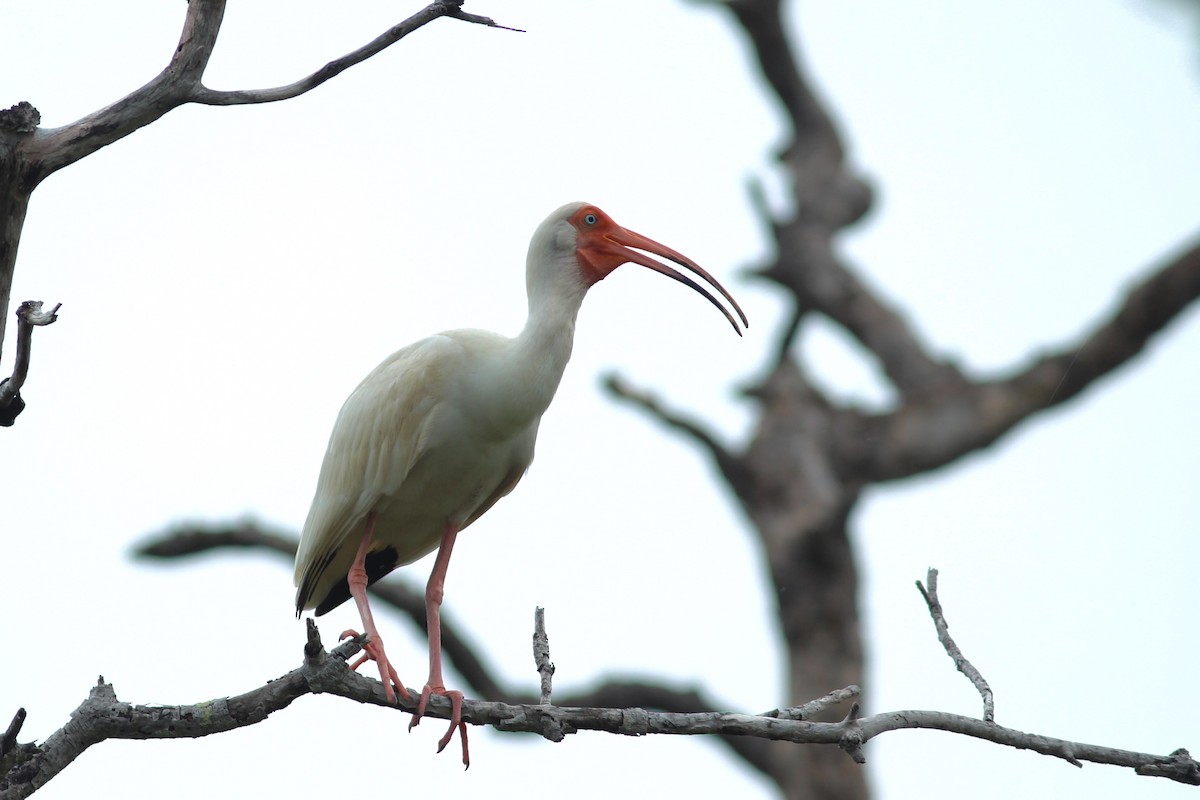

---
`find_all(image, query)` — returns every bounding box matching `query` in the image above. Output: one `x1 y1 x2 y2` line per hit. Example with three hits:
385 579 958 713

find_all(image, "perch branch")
0 301 60 426
133 523 774 778
3 622 1194 798
916 568 994 722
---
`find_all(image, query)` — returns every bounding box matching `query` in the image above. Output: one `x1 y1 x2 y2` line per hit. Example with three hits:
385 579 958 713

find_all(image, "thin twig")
0 301 61 425
916 567 995 722
602 373 741 470
191 3 520 107
532 607 554 705
763 685 860 720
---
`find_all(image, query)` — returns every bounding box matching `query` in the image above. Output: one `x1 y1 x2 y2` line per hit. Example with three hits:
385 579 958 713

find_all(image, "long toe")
410 685 468 768
340 629 409 703
435 691 468 768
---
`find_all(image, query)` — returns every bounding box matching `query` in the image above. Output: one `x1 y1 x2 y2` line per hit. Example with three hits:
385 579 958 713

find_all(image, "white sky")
1 1 1198 798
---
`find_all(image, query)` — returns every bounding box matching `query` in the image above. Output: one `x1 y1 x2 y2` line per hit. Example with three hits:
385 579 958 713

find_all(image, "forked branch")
3 619 1194 799
24 1 515 180
0 1 513 398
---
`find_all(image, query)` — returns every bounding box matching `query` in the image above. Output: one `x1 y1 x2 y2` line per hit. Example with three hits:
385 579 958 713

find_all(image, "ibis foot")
410 684 469 768
340 628 410 704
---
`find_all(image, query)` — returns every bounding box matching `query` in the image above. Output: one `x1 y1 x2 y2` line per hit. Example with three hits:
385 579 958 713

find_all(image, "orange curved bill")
582 225 749 336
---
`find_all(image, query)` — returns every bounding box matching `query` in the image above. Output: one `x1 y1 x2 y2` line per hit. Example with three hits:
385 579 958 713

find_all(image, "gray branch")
134 523 775 779
0 0 511 397
916 568 995 723
3 621 1194 798
763 685 861 720
191 5 520 107
24 1 510 180
859 235 1200 482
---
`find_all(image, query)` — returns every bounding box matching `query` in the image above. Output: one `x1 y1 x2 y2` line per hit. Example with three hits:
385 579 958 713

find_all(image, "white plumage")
293 201 746 765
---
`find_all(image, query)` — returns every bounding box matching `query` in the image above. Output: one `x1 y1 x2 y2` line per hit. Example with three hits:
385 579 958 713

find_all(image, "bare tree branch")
859 235 1200 482
763 685 860 721
24 1 510 180
601 373 751 494
3 621 1194 799
0 301 59 425
723 0 963 400
133 522 777 780
23 0 228 180
190 4 520 107
0 0 511 407
916 568 995 724
613 5 1200 793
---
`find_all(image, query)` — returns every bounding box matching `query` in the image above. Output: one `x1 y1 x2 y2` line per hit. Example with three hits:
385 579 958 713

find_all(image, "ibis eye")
584 213 598 225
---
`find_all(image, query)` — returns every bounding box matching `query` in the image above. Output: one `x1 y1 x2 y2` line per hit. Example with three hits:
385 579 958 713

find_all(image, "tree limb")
0 1 511 402
860 235 1200 482
23 1 511 181
721 0 964 400
3 621 1194 798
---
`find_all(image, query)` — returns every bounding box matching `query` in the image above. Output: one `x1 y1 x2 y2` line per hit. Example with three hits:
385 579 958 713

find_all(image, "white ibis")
293 202 747 766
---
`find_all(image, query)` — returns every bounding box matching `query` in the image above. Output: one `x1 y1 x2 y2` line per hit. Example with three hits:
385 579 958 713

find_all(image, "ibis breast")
294 330 541 615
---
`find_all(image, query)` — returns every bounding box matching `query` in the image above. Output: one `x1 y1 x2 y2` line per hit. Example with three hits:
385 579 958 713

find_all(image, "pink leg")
341 512 410 703
408 522 469 767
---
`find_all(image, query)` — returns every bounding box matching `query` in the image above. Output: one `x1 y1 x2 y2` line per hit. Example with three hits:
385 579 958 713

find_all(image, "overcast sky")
2 1 1198 798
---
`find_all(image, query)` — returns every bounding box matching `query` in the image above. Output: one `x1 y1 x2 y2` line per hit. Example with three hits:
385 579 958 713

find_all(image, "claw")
410 684 469 768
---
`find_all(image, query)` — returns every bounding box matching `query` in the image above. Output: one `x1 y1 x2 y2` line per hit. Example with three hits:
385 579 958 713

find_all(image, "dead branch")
532 607 554 705
190 5 520 107
916 568 995 723
3 620 1194 799
609 5 1200 793
0 1 511 367
24 1 512 180
133 522 772 778
0 709 25 759
763 685 861 721
0 301 59 426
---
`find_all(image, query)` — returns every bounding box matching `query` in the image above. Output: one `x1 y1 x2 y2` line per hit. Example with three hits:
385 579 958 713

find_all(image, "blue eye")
584 213 597 225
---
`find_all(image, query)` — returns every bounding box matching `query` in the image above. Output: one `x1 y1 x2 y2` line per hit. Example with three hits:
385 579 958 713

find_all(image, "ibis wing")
293 335 461 612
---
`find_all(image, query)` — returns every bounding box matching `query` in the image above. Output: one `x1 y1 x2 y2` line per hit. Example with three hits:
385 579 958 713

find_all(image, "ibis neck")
512 278 585 409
